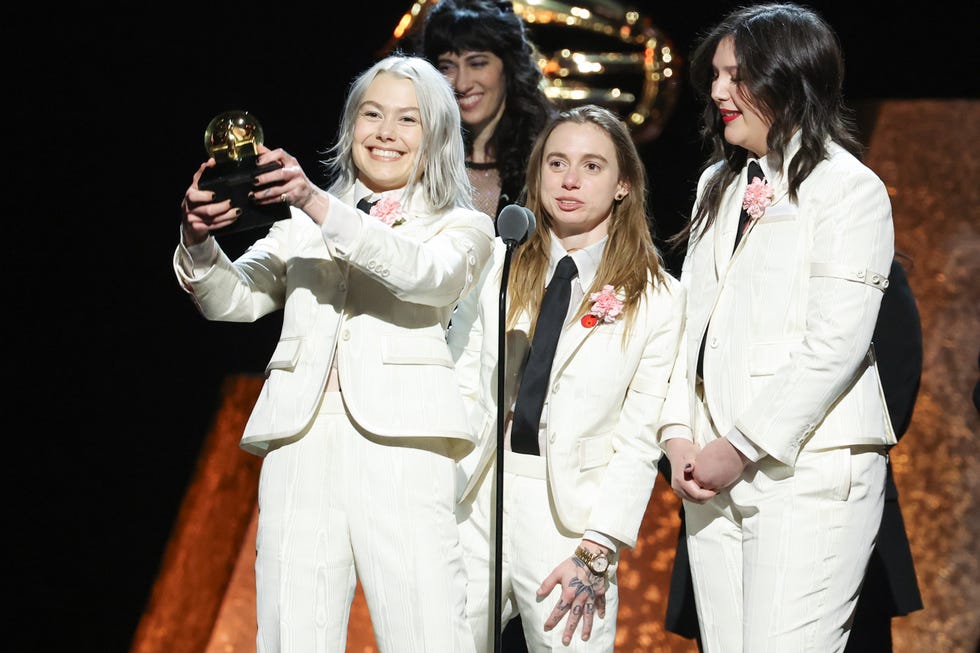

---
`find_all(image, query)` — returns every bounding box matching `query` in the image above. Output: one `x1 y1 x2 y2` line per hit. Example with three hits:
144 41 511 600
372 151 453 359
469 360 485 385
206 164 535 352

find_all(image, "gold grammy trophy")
198 110 290 235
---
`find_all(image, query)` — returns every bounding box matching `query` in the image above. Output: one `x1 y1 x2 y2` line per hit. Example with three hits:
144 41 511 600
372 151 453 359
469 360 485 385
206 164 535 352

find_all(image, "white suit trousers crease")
684 446 886 653
255 391 474 653
459 450 619 653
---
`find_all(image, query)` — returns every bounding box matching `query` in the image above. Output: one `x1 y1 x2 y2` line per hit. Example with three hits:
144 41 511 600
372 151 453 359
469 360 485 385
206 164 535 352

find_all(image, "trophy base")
199 159 290 235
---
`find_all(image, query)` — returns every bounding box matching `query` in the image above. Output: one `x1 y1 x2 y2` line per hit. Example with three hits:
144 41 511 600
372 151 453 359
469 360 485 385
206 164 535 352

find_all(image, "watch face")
591 556 609 574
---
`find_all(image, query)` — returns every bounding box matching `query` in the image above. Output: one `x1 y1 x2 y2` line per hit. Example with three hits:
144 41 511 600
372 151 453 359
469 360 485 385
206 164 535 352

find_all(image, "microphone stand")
490 204 533 653
493 241 517 653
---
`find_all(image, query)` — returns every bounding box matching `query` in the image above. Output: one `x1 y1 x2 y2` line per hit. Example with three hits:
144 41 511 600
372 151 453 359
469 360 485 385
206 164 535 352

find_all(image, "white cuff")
583 530 620 554
179 234 218 277
659 423 693 443
726 426 765 462
321 193 363 254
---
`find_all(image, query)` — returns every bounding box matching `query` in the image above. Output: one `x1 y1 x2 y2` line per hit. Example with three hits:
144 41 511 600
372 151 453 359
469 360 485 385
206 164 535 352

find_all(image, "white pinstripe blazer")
174 188 494 459
675 137 897 465
449 240 686 547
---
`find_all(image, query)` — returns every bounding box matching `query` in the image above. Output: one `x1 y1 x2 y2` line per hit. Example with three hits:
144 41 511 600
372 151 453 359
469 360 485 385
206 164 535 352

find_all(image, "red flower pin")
582 285 623 328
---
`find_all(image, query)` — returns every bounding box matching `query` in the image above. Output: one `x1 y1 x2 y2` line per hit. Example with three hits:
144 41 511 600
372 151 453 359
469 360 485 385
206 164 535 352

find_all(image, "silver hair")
324 55 474 212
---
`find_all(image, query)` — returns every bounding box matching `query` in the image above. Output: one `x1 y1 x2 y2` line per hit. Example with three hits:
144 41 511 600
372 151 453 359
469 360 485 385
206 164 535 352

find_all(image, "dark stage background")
6 1 976 651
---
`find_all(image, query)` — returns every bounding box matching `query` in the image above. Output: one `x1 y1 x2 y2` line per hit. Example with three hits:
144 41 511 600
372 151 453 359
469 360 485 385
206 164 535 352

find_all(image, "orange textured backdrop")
132 100 980 653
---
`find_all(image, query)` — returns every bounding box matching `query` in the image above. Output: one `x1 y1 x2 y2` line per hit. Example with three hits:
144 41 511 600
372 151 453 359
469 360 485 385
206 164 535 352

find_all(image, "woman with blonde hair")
450 104 685 652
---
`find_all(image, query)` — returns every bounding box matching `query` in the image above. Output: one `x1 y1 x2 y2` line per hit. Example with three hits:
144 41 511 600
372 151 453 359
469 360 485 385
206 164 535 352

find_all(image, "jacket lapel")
714 179 743 276
552 313 598 377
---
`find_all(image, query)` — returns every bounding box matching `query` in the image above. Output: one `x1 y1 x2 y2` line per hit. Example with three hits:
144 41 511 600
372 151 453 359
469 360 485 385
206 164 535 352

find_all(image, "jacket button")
341 330 351 341
710 337 719 348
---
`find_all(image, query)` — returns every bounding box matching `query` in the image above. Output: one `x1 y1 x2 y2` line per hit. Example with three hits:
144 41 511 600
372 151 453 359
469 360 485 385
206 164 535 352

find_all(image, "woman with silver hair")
174 54 494 652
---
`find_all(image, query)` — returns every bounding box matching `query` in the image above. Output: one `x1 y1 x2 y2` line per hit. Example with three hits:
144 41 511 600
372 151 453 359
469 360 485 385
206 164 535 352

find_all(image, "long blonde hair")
508 105 666 334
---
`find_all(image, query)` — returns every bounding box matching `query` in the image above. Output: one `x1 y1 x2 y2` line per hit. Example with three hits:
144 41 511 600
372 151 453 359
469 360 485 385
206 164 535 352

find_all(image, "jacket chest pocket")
578 433 614 471
266 337 303 373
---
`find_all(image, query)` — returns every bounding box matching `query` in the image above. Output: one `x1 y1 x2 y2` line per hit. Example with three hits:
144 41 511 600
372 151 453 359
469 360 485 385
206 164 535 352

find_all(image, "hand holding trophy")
198 110 289 234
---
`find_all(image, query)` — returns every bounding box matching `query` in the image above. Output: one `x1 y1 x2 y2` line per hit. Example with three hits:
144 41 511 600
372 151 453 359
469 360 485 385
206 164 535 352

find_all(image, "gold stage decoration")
386 0 680 143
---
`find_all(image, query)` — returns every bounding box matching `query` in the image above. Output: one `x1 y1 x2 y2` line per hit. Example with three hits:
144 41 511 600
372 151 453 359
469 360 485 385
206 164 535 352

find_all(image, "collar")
547 233 607 291
752 130 802 202
354 180 406 208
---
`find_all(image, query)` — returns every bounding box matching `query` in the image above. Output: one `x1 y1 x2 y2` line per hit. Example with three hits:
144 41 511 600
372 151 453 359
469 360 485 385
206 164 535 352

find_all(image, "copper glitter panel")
132 100 980 653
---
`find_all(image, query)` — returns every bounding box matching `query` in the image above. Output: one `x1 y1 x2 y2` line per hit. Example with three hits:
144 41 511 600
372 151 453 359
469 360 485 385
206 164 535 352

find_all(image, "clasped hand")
537 553 608 646
664 437 748 502
180 145 321 245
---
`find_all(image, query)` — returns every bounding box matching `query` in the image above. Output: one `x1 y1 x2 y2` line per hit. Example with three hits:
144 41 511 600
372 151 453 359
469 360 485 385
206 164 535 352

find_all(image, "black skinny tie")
357 197 377 213
511 255 578 455
733 161 766 252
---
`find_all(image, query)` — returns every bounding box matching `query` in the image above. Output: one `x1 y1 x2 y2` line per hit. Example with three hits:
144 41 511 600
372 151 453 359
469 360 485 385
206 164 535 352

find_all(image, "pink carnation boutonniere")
582 285 624 328
742 176 773 220
370 197 406 227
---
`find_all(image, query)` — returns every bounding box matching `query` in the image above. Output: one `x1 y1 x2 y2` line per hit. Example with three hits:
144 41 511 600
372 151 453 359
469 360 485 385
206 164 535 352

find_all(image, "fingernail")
234 208 243 216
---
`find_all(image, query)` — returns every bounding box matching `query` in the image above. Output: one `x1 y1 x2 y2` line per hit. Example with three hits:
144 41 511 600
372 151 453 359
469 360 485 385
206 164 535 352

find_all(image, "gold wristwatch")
574 545 610 574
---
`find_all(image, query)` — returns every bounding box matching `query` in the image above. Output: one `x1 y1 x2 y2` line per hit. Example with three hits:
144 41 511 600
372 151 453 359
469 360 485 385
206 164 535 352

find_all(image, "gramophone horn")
385 0 681 143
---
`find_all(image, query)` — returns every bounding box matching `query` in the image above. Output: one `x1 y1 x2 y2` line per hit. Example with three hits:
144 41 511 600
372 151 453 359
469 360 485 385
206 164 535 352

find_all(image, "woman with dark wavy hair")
422 0 556 219
662 4 896 651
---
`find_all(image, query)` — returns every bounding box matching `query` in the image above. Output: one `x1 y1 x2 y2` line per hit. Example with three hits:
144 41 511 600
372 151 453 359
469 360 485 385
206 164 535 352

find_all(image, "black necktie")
357 197 377 213
733 161 765 252
511 255 578 455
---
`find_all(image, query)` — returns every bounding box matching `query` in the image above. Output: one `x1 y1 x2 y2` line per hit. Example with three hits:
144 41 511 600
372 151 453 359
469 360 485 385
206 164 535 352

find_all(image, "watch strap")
574 545 609 573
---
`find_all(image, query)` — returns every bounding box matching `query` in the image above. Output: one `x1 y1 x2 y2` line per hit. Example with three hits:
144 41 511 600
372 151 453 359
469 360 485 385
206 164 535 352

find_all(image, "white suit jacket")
669 137 896 466
449 240 686 547
174 187 494 459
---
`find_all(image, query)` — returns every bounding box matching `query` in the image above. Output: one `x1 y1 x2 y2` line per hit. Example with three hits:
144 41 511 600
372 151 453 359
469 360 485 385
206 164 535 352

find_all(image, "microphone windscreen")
521 207 537 240
497 204 530 244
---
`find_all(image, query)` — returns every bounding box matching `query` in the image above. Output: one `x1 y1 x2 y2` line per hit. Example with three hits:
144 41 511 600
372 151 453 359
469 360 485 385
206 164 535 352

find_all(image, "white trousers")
458 450 619 653
255 391 474 653
684 445 886 653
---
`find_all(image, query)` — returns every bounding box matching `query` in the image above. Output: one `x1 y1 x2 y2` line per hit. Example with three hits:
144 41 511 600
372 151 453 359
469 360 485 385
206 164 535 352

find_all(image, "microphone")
496 204 535 247
521 206 537 241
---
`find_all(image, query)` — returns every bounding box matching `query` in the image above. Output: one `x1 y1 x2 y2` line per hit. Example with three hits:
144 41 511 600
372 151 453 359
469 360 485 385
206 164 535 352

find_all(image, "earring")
615 193 626 201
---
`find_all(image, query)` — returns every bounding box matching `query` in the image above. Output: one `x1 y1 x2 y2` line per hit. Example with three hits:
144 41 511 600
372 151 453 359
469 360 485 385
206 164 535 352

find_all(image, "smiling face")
436 50 507 146
711 36 771 158
351 72 423 192
538 121 628 249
